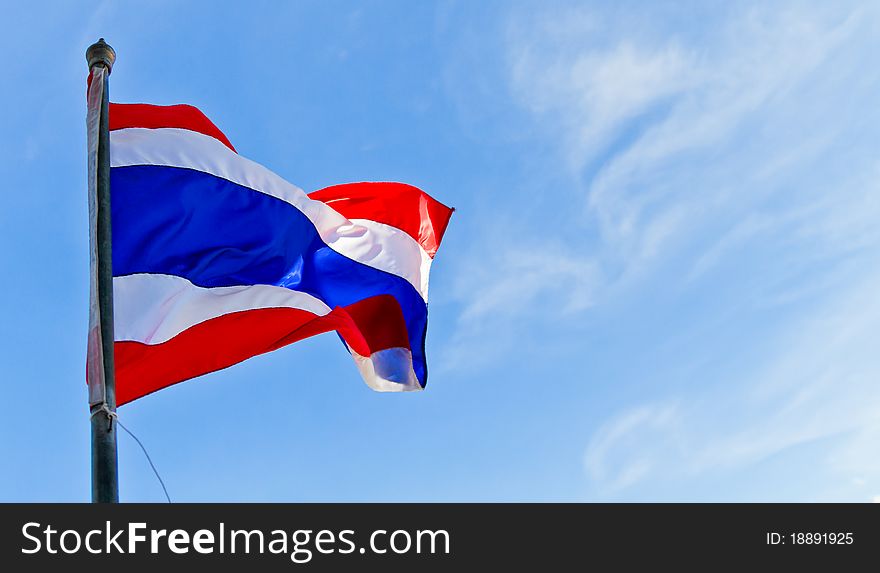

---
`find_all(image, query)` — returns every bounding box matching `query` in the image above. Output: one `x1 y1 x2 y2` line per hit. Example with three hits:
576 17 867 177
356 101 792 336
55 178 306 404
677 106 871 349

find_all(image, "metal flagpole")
86 38 119 503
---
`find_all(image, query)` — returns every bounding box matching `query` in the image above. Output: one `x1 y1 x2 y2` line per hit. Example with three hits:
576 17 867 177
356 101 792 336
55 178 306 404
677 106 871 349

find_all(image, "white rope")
90 406 172 503
90 403 115 429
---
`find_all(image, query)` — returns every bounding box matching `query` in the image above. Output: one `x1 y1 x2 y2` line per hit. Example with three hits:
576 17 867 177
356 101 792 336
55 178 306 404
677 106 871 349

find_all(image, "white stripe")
114 273 331 345
350 347 423 392
348 218 434 299
115 273 423 393
110 127 431 301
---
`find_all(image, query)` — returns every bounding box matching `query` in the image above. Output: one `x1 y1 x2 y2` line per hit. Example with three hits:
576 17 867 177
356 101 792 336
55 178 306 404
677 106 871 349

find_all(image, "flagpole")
87 38 119 503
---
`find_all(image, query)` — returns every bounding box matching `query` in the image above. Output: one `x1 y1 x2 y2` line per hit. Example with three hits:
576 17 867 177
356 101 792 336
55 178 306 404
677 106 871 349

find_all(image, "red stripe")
109 103 236 152
342 294 411 352
115 294 410 405
308 182 453 257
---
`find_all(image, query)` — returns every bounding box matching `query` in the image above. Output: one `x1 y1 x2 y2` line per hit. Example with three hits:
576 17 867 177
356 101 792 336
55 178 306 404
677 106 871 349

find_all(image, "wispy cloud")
457 242 600 324
446 1 880 499
448 2 878 352
510 37 693 170
441 235 600 371
584 402 682 492
585 264 880 498
509 2 872 277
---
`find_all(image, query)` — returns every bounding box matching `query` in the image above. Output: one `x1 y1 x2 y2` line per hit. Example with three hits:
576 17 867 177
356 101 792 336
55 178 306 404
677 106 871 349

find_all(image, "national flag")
107 103 452 405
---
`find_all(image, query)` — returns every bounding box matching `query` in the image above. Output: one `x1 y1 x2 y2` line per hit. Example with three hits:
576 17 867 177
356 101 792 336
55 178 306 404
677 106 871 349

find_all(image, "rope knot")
90 403 117 430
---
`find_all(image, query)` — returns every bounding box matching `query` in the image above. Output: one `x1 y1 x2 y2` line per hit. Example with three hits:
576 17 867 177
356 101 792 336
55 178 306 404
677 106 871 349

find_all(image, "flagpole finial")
87 38 116 73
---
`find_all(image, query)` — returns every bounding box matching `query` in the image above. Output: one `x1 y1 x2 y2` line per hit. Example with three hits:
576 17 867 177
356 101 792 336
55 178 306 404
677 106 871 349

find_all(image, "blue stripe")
110 165 428 385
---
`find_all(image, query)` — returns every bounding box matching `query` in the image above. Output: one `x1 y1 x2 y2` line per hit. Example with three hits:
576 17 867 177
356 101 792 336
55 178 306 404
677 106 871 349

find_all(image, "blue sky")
1 0 879 502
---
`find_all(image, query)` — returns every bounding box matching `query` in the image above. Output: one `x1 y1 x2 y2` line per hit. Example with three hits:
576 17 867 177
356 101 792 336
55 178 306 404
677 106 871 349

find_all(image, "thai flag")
108 103 452 405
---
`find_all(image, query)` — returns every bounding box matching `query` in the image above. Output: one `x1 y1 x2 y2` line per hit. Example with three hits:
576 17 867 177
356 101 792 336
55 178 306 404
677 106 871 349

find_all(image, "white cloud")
484 1 880 499
510 38 694 170
583 261 880 498
584 402 682 492
508 1 874 281
441 238 600 371
445 3 880 362
457 245 599 324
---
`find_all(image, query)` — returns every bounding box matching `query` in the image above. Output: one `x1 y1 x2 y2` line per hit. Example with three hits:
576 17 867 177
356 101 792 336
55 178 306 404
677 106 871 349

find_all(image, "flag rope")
89 407 172 503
